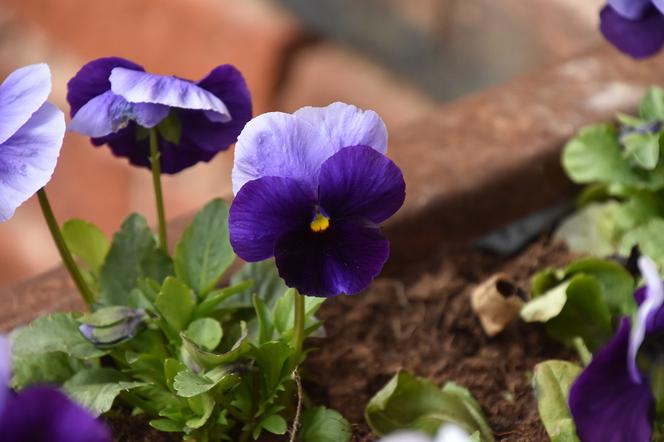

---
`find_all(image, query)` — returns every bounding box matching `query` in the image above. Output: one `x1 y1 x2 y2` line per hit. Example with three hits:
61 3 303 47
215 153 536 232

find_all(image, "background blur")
0 0 603 285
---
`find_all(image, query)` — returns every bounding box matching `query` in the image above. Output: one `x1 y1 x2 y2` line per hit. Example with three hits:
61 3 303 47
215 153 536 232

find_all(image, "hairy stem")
289 370 303 442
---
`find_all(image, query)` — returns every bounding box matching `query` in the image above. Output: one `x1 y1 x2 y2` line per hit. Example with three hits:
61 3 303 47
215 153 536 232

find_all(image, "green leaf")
622 219 664 271
299 406 352 442
227 260 288 309
181 322 250 370
521 280 570 323
253 341 294 394
273 289 326 336
533 360 582 442
174 199 235 296
186 393 215 429
623 132 661 170
149 419 183 432
63 367 146 415
193 280 254 318
99 214 173 306
155 277 195 332
174 367 240 398
12 313 107 359
186 318 223 351
253 294 274 344
78 306 139 327
62 219 109 272
11 352 85 390
156 111 182 144
364 371 494 440
617 112 646 127
555 202 621 257
257 414 287 436
640 87 664 120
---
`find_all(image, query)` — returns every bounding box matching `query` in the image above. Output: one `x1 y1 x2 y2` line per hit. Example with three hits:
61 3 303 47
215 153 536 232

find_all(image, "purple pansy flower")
0 63 65 222
67 57 252 173
229 102 405 297
569 256 664 441
600 0 664 58
0 336 110 442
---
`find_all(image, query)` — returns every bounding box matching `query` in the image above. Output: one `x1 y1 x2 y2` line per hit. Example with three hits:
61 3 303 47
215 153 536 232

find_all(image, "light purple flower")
0 64 65 222
600 1 664 58
229 102 405 297
67 57 252 173
0 335 110 442
379 425 470 442
569 256 664 441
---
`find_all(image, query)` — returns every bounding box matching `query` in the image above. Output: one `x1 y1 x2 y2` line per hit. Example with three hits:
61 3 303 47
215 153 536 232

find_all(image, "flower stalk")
37 188 95 306
292 289 305 355
149 128 168 252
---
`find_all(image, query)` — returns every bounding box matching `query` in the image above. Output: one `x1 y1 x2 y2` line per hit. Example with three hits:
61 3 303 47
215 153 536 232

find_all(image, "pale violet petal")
628 255 664 383
232 111 333 195
293 102 387 154
69 90 168 137
110 67 231 122
0 335 10 410
379 431 432 442
653 0 664 15
608 0 652 19
0 102 65 221
435 425 471 442
0 64 51 144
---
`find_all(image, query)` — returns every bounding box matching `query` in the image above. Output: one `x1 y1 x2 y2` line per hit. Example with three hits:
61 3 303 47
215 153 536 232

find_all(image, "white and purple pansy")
0 336 110 442
229 102 406 297
379 424 470 442
0 63 65 222
600 0 664 59
67 57 252 173
569 256 664 441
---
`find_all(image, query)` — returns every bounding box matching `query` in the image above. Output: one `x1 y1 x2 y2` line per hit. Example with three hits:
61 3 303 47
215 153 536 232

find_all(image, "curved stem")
37 188 95 306
149 129 168 252
292 289 305 355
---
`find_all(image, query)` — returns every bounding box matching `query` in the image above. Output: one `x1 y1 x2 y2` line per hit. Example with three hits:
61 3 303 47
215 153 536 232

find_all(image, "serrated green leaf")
253 294 273 344
623 132 661 170
150 419 183 432
186 318 223 351
173 367 239 398
11 313 107 359
300 406 352 442
364 371 494 440
533 360 581 442
555 202 621 257
11 352 85 390
174 199 235 296
622 219 664 271
186 393 215 429
181 322 250 370
640 87 664 120
63 367 146 415
62 219 109 273
193 280 253 318
257 414 287 437
99 214 173 306
254 341 294 394
228 260 288 309
155 277 195 332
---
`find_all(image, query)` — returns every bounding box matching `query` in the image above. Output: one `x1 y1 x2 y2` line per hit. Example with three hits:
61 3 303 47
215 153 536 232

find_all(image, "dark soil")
106 237 576 441
303 238 575 442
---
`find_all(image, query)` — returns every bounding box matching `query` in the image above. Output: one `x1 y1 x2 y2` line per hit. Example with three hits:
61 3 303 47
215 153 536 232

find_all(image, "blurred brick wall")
0 0 600 285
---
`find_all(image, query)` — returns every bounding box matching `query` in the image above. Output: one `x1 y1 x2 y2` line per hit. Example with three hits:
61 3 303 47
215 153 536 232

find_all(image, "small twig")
289 370 304 442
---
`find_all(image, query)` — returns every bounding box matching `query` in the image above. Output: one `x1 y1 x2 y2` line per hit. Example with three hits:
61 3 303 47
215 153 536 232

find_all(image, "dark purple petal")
0 387 110 442
179 64 252 153
318 146 405 223
0 64 51 145
67 57 144 117
274 218 390 297
600 5 664 59
608 0 652 19
0 102 65 222
569 318 654 442
109 68 231 121
229 176 315 262
0 336 10 409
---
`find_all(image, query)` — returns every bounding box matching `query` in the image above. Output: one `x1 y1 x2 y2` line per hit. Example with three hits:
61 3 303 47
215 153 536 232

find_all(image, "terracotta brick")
276 42 437 129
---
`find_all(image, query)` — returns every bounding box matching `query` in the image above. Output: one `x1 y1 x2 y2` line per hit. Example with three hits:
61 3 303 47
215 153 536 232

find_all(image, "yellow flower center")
310 212 330 233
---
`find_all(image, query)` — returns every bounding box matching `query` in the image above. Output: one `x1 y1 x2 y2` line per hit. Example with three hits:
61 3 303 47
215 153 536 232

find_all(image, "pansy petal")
0 102 64 221
569 318 654 442
69 91 169 137
294 102 388 154
110 68 230 122
653 0 664 15
318 146 405 223
178 64 252 153
600 5 664 59
0 387 110 442
229 176 315 262
0 335 10 410
379 431 431 442
608 0 651 19
629 256 664 383
66 57 144 116
0 64 51 145
274 218 389 296
232 112 332 195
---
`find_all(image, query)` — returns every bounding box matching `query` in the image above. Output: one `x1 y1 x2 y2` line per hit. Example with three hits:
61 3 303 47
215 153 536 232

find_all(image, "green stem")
149 128 168 252
573 337 592 367
37 188 95 306
292 289 305 355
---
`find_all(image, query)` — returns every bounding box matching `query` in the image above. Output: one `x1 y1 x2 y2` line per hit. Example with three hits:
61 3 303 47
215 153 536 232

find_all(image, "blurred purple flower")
569 256 663 441
67 57 252 173
229 102 405 297
0 336 110 442
0 64 65 222
600 0 664 58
